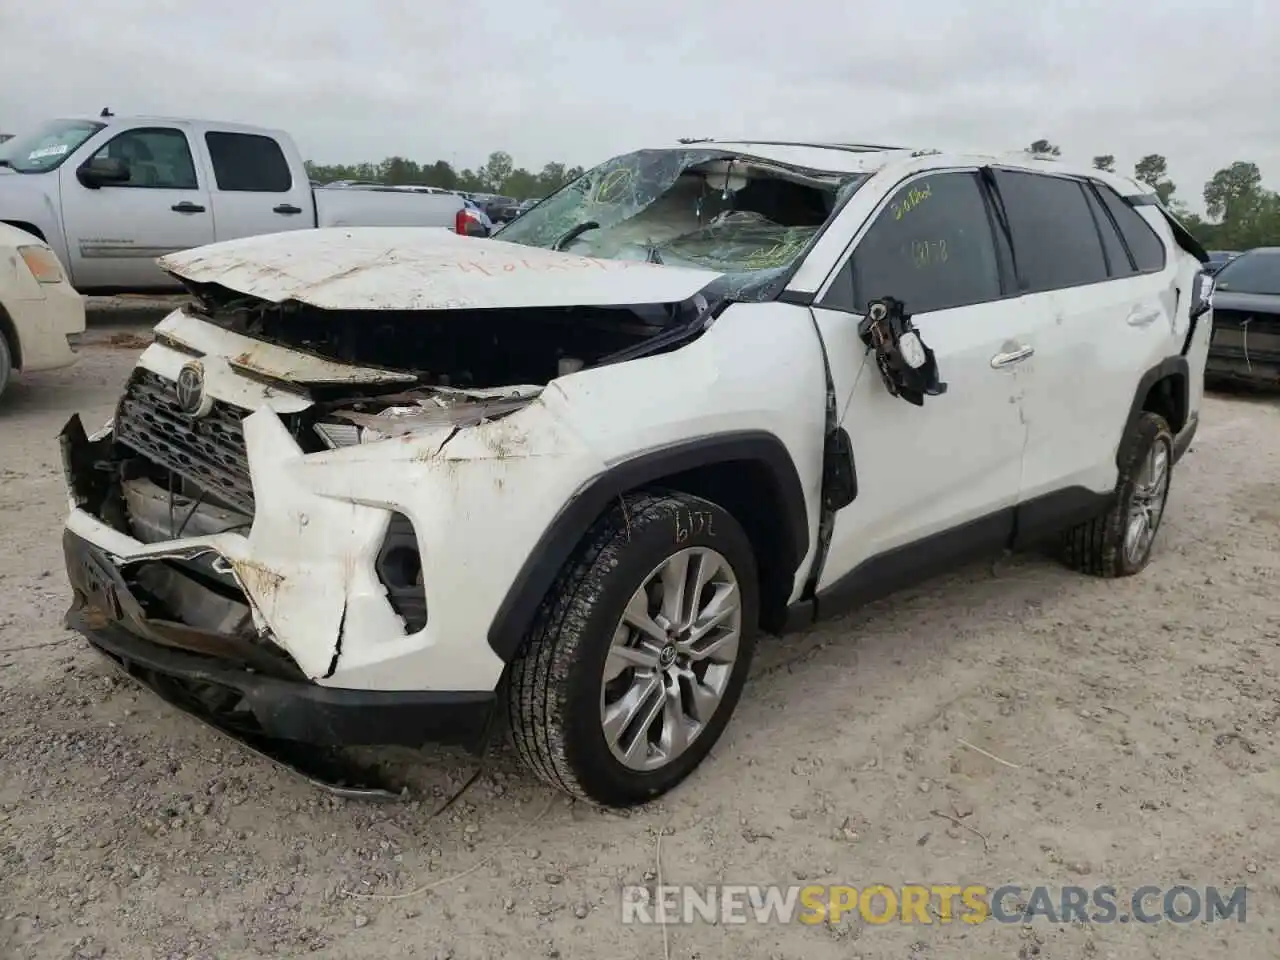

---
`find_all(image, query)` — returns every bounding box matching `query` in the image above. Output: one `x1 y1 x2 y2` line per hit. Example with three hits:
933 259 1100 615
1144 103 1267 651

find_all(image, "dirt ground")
2 329 1278 960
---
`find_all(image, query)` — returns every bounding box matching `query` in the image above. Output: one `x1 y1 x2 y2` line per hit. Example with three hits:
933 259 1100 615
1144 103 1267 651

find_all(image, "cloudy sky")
2 0 1276 212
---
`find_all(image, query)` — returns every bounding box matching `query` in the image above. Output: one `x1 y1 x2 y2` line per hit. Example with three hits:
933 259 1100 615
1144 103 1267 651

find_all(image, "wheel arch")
1120 356 1189 465
1 220 47 244
0 301 21 370
487 430 811 662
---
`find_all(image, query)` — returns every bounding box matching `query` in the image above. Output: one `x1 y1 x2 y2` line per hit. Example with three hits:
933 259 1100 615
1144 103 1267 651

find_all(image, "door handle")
171 202 205 213
1127 307 1162 327
990 345 1034 368
273 204 302 215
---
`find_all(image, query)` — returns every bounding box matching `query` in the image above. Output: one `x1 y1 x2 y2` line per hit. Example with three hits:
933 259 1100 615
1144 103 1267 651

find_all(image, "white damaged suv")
59 140 1214 805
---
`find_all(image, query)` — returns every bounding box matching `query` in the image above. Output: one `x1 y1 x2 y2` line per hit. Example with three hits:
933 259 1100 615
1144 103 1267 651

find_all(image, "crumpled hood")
158 226 725 311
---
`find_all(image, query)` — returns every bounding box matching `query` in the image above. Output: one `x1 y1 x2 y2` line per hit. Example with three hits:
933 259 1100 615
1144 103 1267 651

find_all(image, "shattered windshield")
496 148 866 300
0 119 104 173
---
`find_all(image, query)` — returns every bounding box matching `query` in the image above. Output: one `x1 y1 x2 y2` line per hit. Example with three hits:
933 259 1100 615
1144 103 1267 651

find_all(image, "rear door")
989 168 1177 517
200 129 314 241
57 124 214 290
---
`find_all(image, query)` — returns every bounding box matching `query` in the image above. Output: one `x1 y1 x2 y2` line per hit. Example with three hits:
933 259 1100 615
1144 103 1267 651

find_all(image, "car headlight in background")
18 245 66 284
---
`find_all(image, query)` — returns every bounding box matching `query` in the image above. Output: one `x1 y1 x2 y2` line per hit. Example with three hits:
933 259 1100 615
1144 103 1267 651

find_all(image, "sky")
1 0 1276 214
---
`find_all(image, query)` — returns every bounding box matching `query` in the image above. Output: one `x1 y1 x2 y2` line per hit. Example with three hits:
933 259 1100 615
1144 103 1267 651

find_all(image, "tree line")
1027 140 1275 250
304 152 583 201
306 142 1279 251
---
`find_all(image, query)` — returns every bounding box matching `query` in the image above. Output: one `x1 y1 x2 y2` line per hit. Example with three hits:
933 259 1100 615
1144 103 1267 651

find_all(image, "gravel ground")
2 335 1279 960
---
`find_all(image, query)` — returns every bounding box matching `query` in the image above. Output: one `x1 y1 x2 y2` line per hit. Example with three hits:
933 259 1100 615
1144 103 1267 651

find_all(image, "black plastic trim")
486 431 811 662
785 485 1111 629
62 531 493 749
1125 192 1209 263
1121 356 1190 465
1172 412 1199 465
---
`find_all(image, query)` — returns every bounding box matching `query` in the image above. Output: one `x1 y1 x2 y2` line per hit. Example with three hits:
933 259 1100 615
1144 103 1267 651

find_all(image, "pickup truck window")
91 128 199 190
204 132 293 192
0 119 104 173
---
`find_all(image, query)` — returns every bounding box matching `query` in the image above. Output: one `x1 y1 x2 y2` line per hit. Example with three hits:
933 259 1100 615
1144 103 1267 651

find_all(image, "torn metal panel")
155 307 418 386
158 226 724 312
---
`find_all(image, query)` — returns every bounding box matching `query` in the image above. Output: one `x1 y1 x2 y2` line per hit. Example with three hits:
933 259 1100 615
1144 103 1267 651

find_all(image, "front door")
57 124 213 290
805 169 1030 600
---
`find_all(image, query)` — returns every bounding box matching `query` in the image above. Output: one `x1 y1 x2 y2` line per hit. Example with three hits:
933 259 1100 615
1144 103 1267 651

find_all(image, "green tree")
1133 154 1177 204
1027 139 1061 156
480 151 514 192
1092 155 1116 172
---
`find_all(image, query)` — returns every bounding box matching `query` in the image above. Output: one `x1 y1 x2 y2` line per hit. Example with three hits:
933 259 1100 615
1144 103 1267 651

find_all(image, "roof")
665 138 1152 193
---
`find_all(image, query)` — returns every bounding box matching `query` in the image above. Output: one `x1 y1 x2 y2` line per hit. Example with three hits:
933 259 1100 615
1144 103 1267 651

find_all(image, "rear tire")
1062 411 1174 577
508 491 759 806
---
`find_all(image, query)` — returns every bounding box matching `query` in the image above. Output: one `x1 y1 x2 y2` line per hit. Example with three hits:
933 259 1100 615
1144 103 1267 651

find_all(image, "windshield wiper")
551 220 599 252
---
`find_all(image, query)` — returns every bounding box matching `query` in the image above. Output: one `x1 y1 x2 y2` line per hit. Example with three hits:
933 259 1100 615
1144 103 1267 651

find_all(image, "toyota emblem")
175 361 212 418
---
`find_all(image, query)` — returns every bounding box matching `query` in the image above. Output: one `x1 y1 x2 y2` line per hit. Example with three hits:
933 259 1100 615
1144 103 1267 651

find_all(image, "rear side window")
832 171 1002 315
1094 184 1167 273
992 170 1108 293
1082 185 1135 277
204 132 293 192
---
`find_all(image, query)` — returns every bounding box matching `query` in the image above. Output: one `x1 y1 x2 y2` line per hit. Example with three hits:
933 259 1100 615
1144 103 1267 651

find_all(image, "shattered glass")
496 148 868 302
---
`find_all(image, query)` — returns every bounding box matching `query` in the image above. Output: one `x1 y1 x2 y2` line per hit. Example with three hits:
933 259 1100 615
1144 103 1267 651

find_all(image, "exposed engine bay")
184 287 698 392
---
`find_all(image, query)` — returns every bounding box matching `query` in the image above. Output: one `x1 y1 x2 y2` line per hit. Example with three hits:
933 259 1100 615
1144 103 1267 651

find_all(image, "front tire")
1062 411 1174 577
508 491 759 806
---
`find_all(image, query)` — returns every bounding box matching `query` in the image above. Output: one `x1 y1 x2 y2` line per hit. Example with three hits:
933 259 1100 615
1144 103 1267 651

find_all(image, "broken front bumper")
63 528 494 749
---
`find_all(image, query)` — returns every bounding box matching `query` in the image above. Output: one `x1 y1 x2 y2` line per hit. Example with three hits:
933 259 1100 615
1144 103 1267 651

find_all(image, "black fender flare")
1120 356 1189 466
486 430 811 663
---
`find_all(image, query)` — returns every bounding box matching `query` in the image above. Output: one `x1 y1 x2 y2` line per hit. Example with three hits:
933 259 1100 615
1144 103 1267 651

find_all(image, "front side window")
92 128 198 190
205 132 293 192
826 172 1002 315
993 170 1108 292
496 148 865 301
0 119 104 173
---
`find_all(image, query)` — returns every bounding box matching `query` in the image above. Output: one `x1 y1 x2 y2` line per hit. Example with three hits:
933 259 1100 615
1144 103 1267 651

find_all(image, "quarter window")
991 170 1108 292
1094 184 1167 273
204 132 293 192
1082 184 1135 277
91 128 198 190
824 172 1002 315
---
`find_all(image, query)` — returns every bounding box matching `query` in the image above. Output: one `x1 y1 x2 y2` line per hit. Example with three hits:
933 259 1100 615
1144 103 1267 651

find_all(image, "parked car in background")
460 196 494 235
1205 247 1280 386
516 198 541 216
1204 250 1240 274
0 116 467 292
487 196 522 222
0 221 85 401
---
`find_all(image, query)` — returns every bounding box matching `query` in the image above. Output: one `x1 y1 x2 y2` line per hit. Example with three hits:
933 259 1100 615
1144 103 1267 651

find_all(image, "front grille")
1211 309 1280 363
114 369 256 513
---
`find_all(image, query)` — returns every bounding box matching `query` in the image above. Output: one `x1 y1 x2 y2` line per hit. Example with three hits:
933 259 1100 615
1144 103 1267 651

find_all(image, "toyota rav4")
58 140 1215 806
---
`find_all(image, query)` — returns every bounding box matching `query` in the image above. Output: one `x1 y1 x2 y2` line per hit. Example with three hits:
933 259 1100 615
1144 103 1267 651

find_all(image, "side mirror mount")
857 296 948 407
76 157 130 189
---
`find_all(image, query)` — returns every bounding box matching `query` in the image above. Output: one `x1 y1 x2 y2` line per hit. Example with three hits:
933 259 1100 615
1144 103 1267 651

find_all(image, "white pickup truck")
0 116 469 293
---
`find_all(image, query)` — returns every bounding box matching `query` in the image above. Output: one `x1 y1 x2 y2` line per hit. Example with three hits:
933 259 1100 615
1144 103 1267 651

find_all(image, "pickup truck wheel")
508 491 759 806
1062 411 1174 578
0 332 12 401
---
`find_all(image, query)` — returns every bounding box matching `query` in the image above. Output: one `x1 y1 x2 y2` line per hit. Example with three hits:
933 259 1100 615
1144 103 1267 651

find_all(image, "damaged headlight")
313 387 541 449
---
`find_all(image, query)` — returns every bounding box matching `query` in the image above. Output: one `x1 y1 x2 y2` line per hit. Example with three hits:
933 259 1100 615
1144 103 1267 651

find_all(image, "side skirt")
785 485 1112 630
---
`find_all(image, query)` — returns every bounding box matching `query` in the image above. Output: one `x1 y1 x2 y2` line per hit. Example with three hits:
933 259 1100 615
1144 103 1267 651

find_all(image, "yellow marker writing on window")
892 183 933 221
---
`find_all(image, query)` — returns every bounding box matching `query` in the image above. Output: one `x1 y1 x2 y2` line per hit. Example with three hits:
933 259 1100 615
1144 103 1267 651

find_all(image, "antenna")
100 106 113 118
